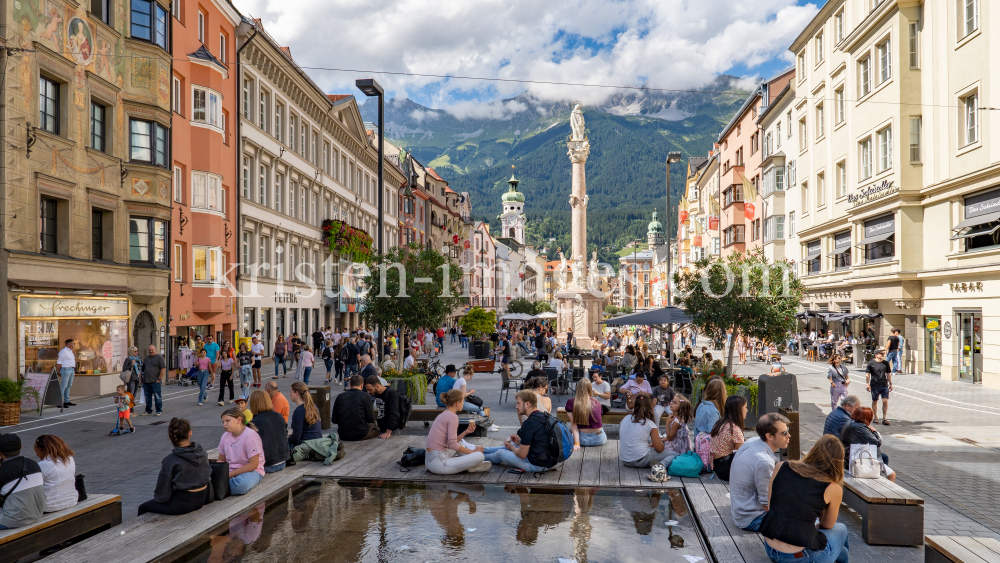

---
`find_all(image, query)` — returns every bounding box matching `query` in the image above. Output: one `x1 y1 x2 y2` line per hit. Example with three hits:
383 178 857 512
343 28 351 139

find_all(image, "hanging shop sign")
679 210 689 223
943 321 953 339
849 179 898 207
708 216 719 230
745 202 756 221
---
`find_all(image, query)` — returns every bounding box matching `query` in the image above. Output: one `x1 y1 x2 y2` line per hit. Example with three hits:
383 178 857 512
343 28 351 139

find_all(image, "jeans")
303 367 313 385
239 366 252 395
888 350 902 372
461 336 468 349
517 342 532 355
324 359 333 377
482 447 550 473
426 449 486 475
764 522 849 563
345 364 359 381
653 404 672 429
462 401 485 417
451 333 457 343
830 382 848 410
274 355 287 377
578 429 608 447
744 512 765 532
264 461 286 474
143 382 163 414
229 471 263 495
59 367 75 404
196 370 210 403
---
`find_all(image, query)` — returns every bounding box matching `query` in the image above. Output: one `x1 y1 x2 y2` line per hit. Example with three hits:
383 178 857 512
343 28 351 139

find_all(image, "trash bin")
757 372 799 415
308 385 332 429
473 341 489 359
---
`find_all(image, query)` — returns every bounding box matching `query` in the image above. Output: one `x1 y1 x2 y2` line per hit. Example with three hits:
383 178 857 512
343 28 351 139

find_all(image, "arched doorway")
133 311 157 354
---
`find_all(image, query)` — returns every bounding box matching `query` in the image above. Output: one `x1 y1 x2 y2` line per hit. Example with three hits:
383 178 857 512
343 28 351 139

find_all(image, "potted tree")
0 378 40 426
461 307 496 360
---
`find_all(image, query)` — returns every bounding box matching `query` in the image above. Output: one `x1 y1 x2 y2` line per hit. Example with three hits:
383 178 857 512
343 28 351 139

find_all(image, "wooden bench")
0 494 122 561
842 476 924 546
409 404 489 424
555 407 667 425
682 475 770 563
926 536 1000 563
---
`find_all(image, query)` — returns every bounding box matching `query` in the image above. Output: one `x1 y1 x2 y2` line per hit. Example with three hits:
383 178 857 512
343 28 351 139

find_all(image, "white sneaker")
468 461 492 473
488 424 500 432
459 439 476 450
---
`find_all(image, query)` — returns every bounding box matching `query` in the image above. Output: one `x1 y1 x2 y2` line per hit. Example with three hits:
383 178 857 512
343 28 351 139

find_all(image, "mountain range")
359 76 749 264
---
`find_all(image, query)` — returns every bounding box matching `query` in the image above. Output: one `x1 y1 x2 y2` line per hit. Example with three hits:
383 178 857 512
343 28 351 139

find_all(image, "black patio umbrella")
600 306 693 372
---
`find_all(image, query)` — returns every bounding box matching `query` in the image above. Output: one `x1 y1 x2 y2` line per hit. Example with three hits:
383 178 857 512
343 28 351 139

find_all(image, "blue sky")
239 0 822 116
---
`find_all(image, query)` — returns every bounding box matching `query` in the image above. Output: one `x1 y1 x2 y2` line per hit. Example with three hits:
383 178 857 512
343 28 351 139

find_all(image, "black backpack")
395 393 412 430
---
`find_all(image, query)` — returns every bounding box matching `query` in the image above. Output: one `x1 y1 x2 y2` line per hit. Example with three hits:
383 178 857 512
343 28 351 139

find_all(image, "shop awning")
7 279 134 293
951 216 1000 240
831 246 851 255
953 211 1000 231
804 250 821 261
856 231 894 247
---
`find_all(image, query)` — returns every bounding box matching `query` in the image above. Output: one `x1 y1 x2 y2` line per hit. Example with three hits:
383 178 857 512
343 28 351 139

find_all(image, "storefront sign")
965 188 1000 218
834 232 852 250
943 321 953 339
19 298 129 318
708 216 719 230
275 292 298 303
745 202 756 221
926 320 939 330
950 282 984 292
849 180 898 207
864 216 895 238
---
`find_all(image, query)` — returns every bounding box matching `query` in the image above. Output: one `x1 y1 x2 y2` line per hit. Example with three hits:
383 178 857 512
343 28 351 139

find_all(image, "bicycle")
491 350 524 378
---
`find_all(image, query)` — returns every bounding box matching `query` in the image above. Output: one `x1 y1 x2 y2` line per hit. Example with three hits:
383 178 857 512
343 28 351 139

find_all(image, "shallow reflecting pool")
169 480 708 563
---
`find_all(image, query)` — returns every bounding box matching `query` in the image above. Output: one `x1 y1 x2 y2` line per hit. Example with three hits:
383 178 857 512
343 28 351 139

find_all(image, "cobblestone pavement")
6 337 996 562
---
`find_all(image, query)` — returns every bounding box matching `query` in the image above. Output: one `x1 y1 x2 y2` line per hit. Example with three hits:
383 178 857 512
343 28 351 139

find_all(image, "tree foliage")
461 307 497 341
506 297 536 315
604 305 619 315
675 249 804 376
533 301 554 314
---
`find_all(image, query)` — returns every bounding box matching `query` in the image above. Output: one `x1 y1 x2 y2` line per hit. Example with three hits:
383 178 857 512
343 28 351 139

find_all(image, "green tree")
620 305 634 314
604 305 619 315
461 307 497 341
674 249 804 377
506 297 536 315
361 244 465 370
533 301 554 314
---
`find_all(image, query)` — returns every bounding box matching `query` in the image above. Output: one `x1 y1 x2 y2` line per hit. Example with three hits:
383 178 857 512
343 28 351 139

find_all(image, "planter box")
738 387 761 430
386 374 428 406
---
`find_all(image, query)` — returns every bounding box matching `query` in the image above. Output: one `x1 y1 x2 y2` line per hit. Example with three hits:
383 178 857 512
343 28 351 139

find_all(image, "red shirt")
436 329 445 338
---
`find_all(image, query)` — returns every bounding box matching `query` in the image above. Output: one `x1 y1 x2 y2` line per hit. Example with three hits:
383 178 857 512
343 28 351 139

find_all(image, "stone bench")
409 404 489 425
555 407 667 425
843 475 924 546
925 536 1000 563
0 494 122 561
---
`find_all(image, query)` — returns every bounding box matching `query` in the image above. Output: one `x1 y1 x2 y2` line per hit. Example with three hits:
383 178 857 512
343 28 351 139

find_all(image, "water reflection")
176 481 707 563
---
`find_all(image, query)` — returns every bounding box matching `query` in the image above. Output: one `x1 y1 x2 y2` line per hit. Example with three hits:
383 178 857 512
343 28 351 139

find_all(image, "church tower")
647 209 664 250
500 168 526 244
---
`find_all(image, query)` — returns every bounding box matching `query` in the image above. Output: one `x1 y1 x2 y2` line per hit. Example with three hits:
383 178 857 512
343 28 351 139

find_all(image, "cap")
235 396 247 403
0 433 21 455
445 364 457 374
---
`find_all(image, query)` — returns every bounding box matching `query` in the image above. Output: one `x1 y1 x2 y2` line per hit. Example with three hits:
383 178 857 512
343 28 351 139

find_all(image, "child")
234 396 253 423
237 344 254 397
662 395 694 456
113 385 135 434
651 374 676 430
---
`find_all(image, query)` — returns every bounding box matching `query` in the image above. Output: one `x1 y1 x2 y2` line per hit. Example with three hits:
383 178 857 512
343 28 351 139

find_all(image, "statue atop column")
570 101 586 141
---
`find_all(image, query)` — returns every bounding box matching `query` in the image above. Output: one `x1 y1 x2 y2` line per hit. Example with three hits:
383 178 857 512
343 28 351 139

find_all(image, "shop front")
18 296 131 396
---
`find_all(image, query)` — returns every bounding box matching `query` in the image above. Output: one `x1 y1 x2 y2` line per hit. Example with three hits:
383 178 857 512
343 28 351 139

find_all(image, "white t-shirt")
452 377 468 391
250 343 264 361
591 380 611 407
57 347 76 369
548 358 565 371
403 355 415 369
619 417 657 463
39 456 78 512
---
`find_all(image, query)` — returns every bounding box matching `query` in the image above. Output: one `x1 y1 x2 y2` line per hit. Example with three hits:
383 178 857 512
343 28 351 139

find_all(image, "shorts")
502 356 511 365
870 385 890 401
253 360 262 369
118 409 130 419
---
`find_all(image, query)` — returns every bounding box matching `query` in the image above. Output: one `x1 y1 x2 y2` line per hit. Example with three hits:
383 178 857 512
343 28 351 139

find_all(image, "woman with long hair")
216 349 235 406
827 355 850 410
710 396 748 481
138 418 210 515
33 435 77 512
566 379 607 449
840 406 895 482
737 335 748 364
272 334 288 379
425 389 491 475
662 395 695 456
247 390 289 473
217 408 264 495
695 378 727 436
619 395 674 468
621 345 638 375
759 435 849 563
288 381 321 447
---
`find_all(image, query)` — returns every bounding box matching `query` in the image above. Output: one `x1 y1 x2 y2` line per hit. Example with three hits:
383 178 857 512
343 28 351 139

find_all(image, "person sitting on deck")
365 375 400 439
651 374 676 430
729 413 791 532
216 408 265 496
435 365 458 408
138 418 209 516
425 389 492 475
618 395 675 468
452 366 486 417
709 396 748 481
482 391 557 473
565 379 607 449
619 371 652 410
588 370 612 414
662 395 694 457
331 375 379 441
247 390 290 473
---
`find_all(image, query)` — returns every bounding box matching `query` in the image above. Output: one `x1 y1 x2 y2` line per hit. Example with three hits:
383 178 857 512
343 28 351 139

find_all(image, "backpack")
536 412 573 466
395 393 412 430
668 451 705 477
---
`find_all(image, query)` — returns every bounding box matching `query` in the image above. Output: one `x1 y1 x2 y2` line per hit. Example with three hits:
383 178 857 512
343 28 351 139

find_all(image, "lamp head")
355 78 384 97
666 151 682 164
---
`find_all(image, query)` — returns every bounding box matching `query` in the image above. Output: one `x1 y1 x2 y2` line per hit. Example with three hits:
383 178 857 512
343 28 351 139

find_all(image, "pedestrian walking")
827 356 850 410
237 343 253 397
141 344 166 416
865 350 892 425
272 335 288 379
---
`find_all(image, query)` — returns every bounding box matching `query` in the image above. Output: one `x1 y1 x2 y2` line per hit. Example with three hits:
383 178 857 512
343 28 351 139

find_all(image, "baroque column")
568 140 590 266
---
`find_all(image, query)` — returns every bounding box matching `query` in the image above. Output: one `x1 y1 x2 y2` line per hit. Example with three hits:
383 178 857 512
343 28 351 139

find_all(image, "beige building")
790 0 999 386
756 80 800 263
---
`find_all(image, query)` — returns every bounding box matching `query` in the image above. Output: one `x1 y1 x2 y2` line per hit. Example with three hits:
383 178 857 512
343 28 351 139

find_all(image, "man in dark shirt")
141 344 166 416
525 360 545 381
344 337 362 386
823 395 859 436
358 354 377 380
534 333 547 363
331 375 379 441
312 329 325 353
0 434 45 529
482 390 556 472
365 375 399 439
884 328 902 375
866 350 893 425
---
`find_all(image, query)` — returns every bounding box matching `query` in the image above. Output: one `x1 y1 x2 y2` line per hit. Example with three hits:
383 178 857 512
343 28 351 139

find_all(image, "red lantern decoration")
463 240 471 249
744 202 756 221
679 210 689 223
692 235 703 246
452 234 459 244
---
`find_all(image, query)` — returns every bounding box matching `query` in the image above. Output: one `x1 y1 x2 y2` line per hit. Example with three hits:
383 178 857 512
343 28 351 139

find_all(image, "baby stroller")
752 341 768 363
178 365 200 386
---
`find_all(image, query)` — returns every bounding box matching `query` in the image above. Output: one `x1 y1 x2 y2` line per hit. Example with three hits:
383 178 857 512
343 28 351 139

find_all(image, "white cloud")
408 109 440 123
235 0 819 113
445 99 529 120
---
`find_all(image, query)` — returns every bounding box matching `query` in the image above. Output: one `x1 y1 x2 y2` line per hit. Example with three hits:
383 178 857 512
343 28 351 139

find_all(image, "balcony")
192 285 229 316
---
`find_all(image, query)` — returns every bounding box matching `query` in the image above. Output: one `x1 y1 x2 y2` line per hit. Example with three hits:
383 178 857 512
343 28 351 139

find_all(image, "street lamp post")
356 78 384 352
665 151 682 309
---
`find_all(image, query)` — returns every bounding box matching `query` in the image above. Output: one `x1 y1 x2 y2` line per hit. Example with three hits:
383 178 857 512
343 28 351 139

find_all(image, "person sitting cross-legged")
618 394 675 468
331 375 379 442
481 391 557 473
425 390 492 475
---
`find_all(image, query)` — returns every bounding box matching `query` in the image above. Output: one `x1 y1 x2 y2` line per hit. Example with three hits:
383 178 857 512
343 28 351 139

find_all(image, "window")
172 76 181 113
877 126 892 172
963 92 979 146
275 173 284 213
193 246 224 284
129 217 167 264
764 215 784 243
723 185 743 207
174 245 182 281
289 115 296 151
289 181 296 218
242 79 252 119
129 119 169 167
802 182 809 211
723 225 745 247
836 162 847 197
816 104 824 138
241 232 250 274
173 166 183 203
859 57 871 96
131 0 167 49
258 164 269 206
91 209 104 260
788 211 796 238
258 89 269 132
877 39 891 83
324 142 331 174
259 236 270 274
312 132 318 164
219 34 226 63
192 171 223 213
241 156 250 199
909 116 922 162
90 102 106 151
908 22 919 68
834 233 852 269
798 119 807 151
192 86 222 129
712 237 720 255
91 0 110 24
816 173 825 207
860 138 873 179
835 88 845 124
197 10 204 42
300 189 306 221
964 0 979 38
274 102 283 142
835 10 845 42
805 241 821 275
786 111 792 137
39 76 59 134
797 51 806 81
815 32 824 63
776 123 781 147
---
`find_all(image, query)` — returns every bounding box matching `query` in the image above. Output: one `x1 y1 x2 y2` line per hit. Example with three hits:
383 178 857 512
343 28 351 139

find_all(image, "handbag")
466 394 484 408
397 447 426 472
209 462 230 500
850 448 880 479
75 474 88 501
